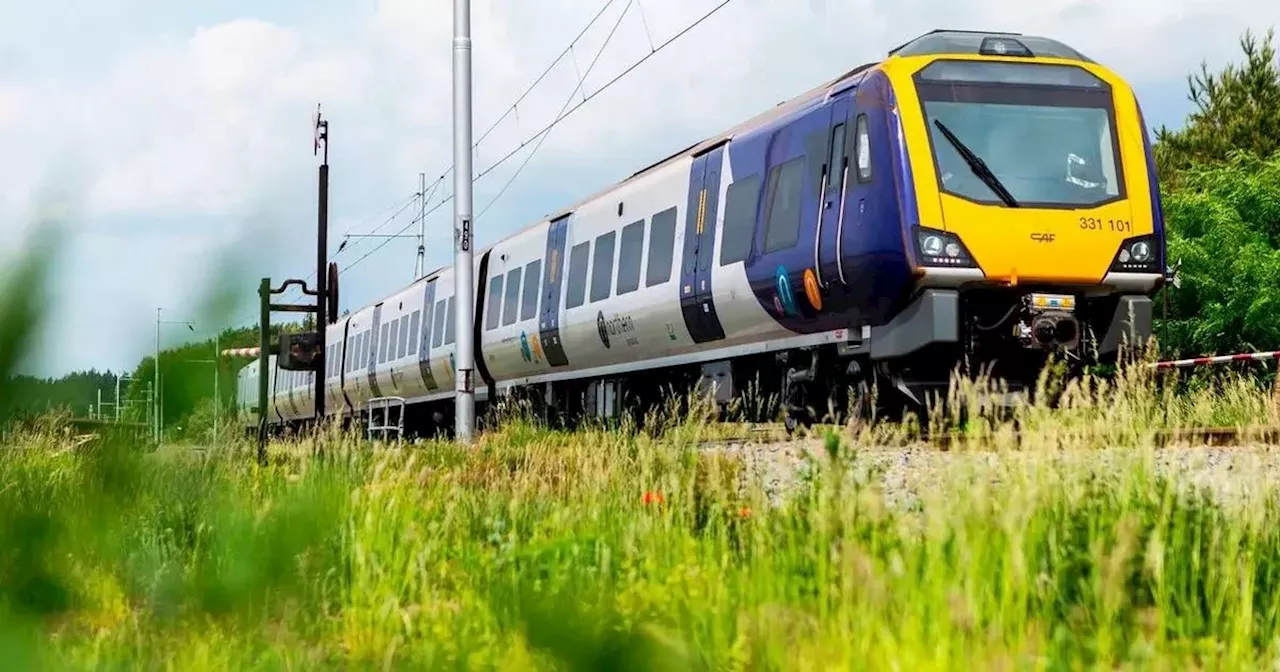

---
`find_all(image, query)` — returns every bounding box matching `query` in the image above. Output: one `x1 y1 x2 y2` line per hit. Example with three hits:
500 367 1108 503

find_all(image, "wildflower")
642 490 664 506
738 506 751 519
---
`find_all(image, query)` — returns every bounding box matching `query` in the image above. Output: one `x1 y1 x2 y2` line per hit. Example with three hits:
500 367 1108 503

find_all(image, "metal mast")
453 0 476 443
416 172 427 279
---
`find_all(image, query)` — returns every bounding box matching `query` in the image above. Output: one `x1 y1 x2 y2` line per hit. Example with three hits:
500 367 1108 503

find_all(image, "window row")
564 206 677 310
718 113 872 266
485 206 680 329
485 258 542 331
326 296 456 379
281 369 312 391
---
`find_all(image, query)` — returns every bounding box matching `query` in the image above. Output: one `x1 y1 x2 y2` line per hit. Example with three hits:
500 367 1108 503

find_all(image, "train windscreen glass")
914 61 1124 208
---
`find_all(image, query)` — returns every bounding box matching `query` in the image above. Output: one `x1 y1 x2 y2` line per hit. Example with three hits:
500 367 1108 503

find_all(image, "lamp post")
154 308 194 443
185 333 221 446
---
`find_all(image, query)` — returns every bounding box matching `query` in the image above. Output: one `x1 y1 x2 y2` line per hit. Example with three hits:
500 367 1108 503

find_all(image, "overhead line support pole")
454 0 476 444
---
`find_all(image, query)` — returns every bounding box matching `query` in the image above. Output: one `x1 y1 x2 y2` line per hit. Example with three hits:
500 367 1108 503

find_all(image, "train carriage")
240 29 1166 434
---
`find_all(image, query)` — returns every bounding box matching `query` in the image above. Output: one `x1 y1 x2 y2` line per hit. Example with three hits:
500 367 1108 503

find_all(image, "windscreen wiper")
932 119 1019 208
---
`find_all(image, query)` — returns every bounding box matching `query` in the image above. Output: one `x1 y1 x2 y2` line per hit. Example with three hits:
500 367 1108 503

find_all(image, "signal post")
253 107 340 464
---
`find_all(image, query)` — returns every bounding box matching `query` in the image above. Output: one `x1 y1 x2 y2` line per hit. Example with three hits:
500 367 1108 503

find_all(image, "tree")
1155 28 1280 180
1157 152 1280 357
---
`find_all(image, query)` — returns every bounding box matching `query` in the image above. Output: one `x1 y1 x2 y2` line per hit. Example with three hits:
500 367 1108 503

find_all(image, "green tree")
1155 28 1280 180
1157 152 1280 357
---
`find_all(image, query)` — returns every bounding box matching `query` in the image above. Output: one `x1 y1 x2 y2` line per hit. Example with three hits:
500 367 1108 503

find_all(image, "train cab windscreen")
914 60 1124 209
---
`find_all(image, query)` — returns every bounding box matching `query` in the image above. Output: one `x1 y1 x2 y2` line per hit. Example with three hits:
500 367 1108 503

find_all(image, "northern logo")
597 311 611 348
596 311 637 348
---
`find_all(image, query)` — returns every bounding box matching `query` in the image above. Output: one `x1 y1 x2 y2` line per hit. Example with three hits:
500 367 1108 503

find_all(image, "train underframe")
254 286 1154 440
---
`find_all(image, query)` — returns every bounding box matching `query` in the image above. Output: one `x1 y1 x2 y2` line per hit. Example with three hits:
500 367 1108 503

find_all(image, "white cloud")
2 0 1278 375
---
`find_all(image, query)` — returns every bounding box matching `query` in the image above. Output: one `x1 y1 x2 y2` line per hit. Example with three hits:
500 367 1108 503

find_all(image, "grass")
2 362 1280 669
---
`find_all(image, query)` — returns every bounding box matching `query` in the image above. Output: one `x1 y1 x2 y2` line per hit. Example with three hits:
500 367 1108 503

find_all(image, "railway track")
697 424 1280 450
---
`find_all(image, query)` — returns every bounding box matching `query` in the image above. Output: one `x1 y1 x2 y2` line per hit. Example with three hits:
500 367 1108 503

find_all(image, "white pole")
453 0 476 444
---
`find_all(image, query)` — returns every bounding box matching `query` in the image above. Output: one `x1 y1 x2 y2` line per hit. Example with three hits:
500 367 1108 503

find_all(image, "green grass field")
3 364 1280 670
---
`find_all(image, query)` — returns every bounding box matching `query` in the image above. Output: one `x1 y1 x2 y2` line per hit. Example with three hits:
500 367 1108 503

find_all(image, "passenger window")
720 175 760 265
378 323 389 364
828 123 847 194
444 296 456 344
521 260 541 320
565 241 590 309
856 114 872 182
486 275 504 331
646 207 677 287
590 231 616 302
502 267 522 326
763 157 806 253
616 220 645 294
408 310 421 356
397 316 409 359
432 300 446 348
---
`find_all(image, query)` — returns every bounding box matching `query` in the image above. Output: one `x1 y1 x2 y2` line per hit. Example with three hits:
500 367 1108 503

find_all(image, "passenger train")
239 29 1167 434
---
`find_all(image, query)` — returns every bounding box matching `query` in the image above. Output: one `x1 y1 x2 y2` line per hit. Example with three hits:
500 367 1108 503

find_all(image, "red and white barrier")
220 347 261 358
1147 350 1280 370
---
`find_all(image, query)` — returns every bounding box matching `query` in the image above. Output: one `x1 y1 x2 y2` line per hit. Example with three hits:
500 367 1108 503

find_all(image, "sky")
1 0 1277 377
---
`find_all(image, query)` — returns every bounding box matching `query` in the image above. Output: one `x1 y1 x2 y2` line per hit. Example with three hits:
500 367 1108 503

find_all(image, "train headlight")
915 227 977 269
1130 241 1151 262
1108 234 1161 274
922 235 944 256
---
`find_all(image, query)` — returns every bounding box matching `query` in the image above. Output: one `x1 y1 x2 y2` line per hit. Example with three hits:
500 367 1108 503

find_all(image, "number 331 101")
1080 217 1131 232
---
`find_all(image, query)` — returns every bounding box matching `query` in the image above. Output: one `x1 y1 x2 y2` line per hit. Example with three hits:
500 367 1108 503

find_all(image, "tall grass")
2 362 1280 669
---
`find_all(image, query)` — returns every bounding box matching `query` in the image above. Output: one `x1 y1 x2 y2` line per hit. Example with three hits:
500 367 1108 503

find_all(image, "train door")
337 320 352 414
417 279 439 391
538 215 571 367
366 303 384 399
817 94 852 292
839 82 892 317
679 145 727 344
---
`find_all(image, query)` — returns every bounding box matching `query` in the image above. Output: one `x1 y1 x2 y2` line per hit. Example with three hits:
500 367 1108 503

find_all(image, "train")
238 29 1167 436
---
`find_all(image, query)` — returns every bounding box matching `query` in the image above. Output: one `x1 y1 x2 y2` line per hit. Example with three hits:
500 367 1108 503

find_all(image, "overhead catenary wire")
340 0 740 277
475 0 635 222
248 0 740 329
275 190 422 305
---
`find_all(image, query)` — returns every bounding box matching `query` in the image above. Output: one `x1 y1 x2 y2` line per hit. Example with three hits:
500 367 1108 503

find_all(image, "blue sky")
2 0 1276 377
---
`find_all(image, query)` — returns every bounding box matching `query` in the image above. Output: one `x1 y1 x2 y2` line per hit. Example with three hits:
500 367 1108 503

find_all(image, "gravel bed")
703 438 1280 511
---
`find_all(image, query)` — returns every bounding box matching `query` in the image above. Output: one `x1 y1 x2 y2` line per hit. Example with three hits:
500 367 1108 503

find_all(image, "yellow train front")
842 31 1167 406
